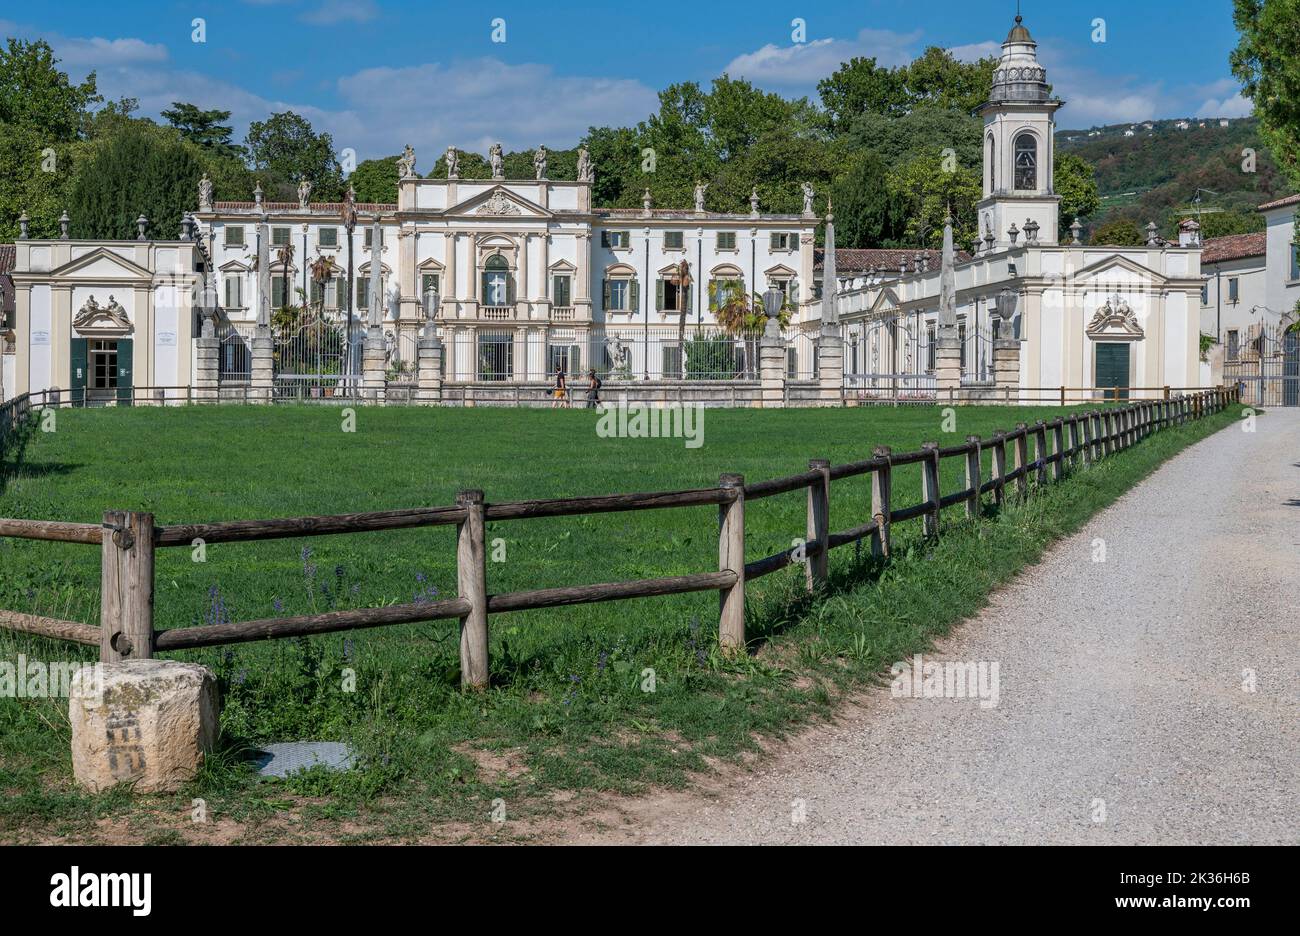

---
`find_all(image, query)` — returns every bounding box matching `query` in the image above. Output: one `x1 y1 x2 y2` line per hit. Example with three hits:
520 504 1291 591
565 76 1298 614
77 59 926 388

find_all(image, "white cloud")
54 36 169 67
948 41 1000 63
1196 93 1252 119
329 58 660 157
722 28 921 89
301 0 378 25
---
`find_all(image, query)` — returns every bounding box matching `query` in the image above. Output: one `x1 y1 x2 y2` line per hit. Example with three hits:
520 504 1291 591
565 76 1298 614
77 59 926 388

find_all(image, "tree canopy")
1231 0 1300 189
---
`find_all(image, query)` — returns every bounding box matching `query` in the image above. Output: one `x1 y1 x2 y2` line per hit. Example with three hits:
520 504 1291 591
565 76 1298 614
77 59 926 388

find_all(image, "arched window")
482 254 511 307
987 135 996 192
1014 133 1038 191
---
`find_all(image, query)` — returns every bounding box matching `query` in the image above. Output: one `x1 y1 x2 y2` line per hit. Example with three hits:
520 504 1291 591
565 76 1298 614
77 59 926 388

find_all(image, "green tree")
1054 152 1101 229
245 111 344 201
348 155 402 204
0 39 101 140
68 122 204 239
887 155 982 248
818 47 997 132
845 105 983 171
829 151 898 248
1231 0 1300 188
582 125 642 208
1169 207 1264 239
429 149 492 180
0 124 73 239
1090 218 1147 246
161 102 245 160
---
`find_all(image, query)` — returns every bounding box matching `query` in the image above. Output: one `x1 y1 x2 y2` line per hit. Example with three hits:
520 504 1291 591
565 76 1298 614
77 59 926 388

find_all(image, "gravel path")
579 410 1300 845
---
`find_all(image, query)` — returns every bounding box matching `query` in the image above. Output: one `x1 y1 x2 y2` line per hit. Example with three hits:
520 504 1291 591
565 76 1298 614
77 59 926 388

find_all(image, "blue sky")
1 0 1250 161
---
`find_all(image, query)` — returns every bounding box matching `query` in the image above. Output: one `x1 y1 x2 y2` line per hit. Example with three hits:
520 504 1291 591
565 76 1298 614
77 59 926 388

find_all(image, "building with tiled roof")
2 244 21 399
1198 232 1268 344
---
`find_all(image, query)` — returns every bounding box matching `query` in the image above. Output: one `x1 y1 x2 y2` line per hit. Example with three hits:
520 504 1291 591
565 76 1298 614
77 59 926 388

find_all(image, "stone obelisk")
362 219 387 402
250 218 275 403
933 212 963 400
817 199 844 405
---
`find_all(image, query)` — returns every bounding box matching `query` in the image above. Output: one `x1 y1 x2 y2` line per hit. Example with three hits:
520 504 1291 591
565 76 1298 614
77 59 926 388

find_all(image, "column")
816 322 843 405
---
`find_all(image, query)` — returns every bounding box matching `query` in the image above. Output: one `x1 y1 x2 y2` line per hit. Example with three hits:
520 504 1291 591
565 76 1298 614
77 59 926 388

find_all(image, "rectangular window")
1292 246 1300 281
770 232 794 251
709 278 741 308
1228 277 1239 302
958 319 967 373
1227 329 1240 361
224 275 243 309
421 273 440 301
1201 284 1209 305
657 278 691 313
318 227 338 247
272 275 290 308
552 274 571 307
716 231 736 250
601 230 629 249
271 227 290 246
608 279 629 311
224 226 245 247
786 347 798 379
364 228 374 248
926 326 937 372
662 345 682 379
664 231 684 249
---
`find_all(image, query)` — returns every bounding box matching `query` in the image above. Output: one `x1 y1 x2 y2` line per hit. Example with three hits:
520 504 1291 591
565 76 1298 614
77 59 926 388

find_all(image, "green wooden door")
115 339 134 405
1095 342 1130 400
70 338 88 404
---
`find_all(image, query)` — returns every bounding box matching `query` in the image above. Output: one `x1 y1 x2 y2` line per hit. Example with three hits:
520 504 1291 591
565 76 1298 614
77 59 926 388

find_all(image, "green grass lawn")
0 402 1241 843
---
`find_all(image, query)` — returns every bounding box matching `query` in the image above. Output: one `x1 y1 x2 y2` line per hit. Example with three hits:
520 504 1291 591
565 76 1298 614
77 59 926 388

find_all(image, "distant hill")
1056 117 1291 236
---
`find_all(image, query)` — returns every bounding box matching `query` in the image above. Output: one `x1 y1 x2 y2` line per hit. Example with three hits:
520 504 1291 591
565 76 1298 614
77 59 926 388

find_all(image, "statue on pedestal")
489 143 504 179
445 146 460 180
693 181 707 213
533 145 548 180
198 174 213 212
396 145 417 180
297 178 312 209
577 147 593 183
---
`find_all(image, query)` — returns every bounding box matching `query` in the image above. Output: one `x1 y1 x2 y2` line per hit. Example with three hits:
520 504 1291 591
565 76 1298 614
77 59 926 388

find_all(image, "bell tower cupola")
976 14 1063 249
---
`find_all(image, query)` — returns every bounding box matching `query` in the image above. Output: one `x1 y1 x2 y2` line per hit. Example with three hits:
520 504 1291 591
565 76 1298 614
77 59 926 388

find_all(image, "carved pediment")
73 294 133 334
1087 297 1144 340
446 185 551 219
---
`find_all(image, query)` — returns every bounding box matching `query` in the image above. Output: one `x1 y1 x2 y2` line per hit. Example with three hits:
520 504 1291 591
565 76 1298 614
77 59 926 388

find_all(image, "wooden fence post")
806 459 830 590
1051 420 1065 481
99 510 155 663
1034 421 1048 485
992 432 1008 505
455 489 489 690
870 446 892 558
717 473 745 652
1013 424 1029 497
964 435 982 519
1102 411 1114 457
921 443 940 537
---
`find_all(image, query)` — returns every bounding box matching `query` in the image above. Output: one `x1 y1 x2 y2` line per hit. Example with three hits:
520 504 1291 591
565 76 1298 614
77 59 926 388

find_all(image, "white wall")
28 285 51 394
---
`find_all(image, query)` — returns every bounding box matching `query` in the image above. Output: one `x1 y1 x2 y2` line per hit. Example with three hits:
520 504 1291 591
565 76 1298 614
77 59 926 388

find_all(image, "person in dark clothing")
585 368 602 408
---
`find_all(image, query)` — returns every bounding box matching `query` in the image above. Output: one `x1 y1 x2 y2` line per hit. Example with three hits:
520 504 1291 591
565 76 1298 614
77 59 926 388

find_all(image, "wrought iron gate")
274 311 354 401
1224 323 1299 407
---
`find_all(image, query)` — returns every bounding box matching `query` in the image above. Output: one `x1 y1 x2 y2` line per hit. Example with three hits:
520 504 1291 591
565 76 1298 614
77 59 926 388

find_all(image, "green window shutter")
630 278 639 311
600 231 610 248
311 280 323 306
507 274 515 305
224 277 234 308
769 232 780 250
116 340 134 404
602 278 611 309
684 283 692 313
655 278 664 311
70 339 88 392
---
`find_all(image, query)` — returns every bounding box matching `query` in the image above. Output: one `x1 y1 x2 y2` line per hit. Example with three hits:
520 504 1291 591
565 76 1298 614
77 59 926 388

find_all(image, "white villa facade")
1 12 1239 407
834 15 1207 399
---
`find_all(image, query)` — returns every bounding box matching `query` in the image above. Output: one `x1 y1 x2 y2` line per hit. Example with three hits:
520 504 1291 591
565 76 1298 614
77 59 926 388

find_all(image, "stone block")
70 661 219 793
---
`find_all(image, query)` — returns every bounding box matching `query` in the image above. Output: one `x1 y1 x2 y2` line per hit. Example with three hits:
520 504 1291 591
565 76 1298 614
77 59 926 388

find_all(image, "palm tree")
675 259 691 378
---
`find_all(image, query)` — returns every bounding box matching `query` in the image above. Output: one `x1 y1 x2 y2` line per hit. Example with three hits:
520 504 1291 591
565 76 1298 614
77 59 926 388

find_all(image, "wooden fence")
0 388 1238 688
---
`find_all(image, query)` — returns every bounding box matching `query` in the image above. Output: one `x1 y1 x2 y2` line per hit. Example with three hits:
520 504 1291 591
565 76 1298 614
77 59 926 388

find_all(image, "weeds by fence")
0 387 1238 687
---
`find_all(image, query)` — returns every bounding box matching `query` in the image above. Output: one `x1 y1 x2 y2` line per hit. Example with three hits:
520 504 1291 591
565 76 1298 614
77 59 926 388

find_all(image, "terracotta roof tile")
0 244 14 275
1201 231 1266 264
1257 193 1300 211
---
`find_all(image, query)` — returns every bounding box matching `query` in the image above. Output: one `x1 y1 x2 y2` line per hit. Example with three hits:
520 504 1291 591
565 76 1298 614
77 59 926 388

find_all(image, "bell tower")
976 14 1063 250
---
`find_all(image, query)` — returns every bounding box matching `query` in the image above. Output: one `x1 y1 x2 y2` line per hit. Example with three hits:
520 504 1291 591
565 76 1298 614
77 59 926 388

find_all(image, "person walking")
551 364 567 408
585 368 602 408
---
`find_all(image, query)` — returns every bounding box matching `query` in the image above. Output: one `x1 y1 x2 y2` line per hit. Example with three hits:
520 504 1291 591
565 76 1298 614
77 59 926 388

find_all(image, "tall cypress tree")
68 123 203 240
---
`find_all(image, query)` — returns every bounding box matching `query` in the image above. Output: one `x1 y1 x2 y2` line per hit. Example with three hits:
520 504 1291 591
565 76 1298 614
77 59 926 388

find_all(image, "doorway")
1094 342 1130 400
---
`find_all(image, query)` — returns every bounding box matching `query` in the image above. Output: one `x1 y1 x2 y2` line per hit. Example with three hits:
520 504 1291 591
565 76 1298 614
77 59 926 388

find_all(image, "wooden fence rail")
0 388 1239 688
